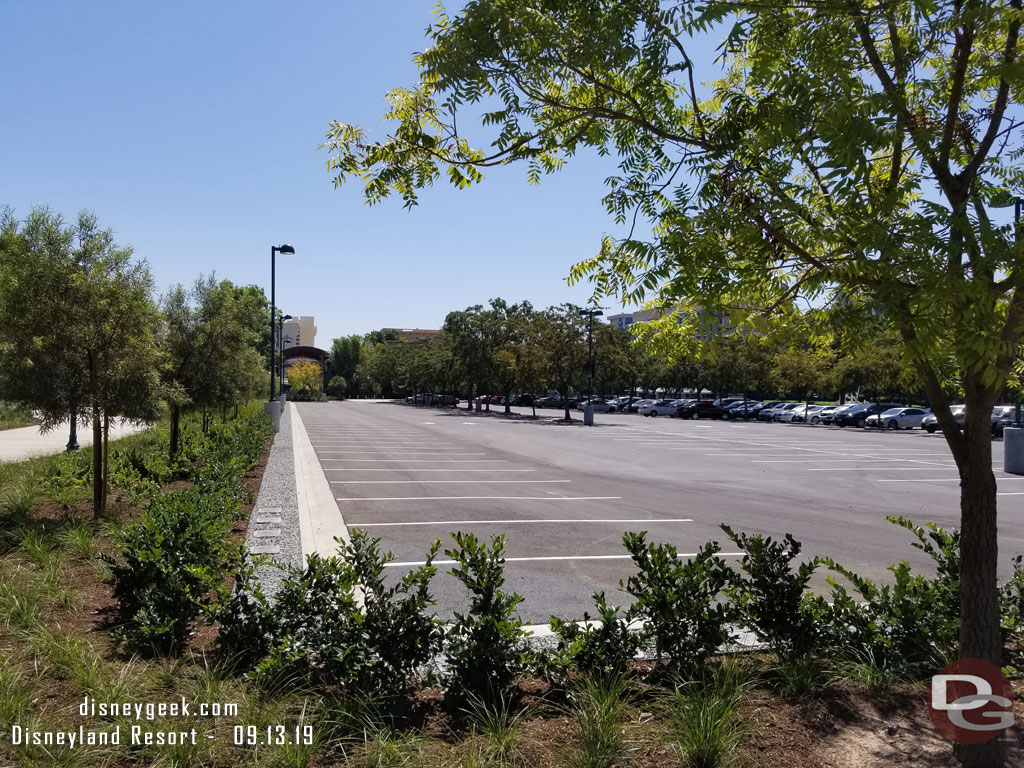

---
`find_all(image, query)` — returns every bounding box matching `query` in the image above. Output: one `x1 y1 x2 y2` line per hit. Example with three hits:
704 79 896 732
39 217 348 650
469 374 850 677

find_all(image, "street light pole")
279 314 293 396
268 245 295 400
578 308 604 414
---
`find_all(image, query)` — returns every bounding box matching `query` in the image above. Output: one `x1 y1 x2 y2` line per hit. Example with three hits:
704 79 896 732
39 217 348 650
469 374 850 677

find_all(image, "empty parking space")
296 402 1024 621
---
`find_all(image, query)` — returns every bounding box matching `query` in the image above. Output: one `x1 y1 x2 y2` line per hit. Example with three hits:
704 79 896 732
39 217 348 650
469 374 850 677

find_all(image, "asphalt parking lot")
295 401 1024 623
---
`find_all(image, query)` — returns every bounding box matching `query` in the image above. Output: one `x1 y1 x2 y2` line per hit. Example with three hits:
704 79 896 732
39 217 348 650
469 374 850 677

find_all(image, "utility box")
264 400 281 434
583 403 595 426
1005 427 1024 474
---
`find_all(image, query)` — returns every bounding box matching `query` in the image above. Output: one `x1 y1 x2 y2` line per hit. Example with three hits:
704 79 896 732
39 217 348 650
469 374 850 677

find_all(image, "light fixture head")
277 244 295 255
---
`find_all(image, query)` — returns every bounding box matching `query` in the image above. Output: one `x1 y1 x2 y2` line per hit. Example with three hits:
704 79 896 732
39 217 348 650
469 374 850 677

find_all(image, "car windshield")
881 408 904 416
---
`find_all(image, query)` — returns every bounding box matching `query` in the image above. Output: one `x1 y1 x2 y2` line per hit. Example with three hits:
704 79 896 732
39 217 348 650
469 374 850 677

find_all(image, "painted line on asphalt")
385 551 747 568
877 477 1024 483
355 517 692 527
317 459 508 463
755 458 942 464
807 467 958 471
324 468 535 472
336 496 619 501
331 479 570 484
317 451 488 455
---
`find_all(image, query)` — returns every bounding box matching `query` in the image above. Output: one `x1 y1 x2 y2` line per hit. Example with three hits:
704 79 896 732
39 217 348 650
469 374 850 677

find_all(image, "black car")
675 400 730 420
834 402 903 428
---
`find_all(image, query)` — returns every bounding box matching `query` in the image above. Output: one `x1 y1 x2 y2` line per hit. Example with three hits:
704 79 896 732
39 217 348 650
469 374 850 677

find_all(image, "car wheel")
811 416 820 424
925 425 936 433
643 412 650 417
887 420 899 430
857 417 866 428
650 411 658 417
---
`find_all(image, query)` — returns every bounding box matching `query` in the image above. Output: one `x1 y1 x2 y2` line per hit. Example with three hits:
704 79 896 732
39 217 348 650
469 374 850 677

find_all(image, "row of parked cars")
576 396 1019 436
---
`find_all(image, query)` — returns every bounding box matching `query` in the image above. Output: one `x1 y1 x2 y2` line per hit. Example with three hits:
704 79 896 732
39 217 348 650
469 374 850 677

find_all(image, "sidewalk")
0 419 150 462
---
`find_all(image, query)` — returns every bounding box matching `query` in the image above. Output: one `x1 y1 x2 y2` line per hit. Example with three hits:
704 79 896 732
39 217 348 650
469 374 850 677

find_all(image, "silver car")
867 407 930 430
921 404 966 433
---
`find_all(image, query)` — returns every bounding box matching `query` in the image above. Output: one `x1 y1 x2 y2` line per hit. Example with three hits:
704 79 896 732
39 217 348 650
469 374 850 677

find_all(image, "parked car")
817 404 852 424
713 397 746 408
675 400 731 420
778 403 825 423
434 394 459 406
576 398 618 413
866 407 930 430
834 402 904 428
992 405 1017 437
771 403 804 422
640 399 679 417
921 404 966 433
756 402 789 421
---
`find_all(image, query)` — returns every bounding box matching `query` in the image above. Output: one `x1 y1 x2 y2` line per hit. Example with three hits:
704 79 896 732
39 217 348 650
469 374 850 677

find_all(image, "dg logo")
930 658 1016 744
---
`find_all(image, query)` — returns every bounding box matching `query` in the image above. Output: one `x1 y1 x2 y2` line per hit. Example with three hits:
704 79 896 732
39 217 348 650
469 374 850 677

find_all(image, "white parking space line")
878 477 1024 483
317 451 488 455
754 458 944 464
355 518 693 527
808 467 959 471
336 496 621 501
386 551 747 567
324 468 536 472
318 459 508 463
331 479 570 484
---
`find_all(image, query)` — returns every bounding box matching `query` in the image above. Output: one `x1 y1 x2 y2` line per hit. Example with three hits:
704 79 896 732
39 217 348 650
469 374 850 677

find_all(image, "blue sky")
1 1 699 343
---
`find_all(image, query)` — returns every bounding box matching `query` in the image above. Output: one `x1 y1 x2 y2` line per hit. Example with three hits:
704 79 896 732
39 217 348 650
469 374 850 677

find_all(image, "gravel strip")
246 403 302 598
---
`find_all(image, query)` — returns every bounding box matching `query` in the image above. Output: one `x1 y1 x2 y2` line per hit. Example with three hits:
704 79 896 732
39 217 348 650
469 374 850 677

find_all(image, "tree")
535 305 588 421
324 6 1024 760
0 207 161 517
330 335 365 396
288 361 323 401
161 276 265 454
327 375 348 398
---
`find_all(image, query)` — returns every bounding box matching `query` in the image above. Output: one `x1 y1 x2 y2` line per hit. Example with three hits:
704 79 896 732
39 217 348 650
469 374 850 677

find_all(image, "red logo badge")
929 658 1015 744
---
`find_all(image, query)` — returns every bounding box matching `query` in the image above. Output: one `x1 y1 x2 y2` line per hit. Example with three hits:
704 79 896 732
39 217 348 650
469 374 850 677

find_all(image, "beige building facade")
282 316 317 349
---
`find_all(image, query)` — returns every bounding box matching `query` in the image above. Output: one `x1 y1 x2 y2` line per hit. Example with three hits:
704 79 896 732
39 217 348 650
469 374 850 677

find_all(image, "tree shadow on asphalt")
382 401 629 427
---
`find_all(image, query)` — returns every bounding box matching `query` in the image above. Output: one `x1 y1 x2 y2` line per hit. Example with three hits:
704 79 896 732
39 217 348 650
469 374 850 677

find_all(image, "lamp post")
993 194 1022 425
279 314 293 396
578 308 604 424
268 244 295 400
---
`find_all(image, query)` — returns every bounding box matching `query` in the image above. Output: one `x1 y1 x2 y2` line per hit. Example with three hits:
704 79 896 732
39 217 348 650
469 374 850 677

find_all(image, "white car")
772 403 804 421
778 404 824 423
639 399 679 417
576 398 617 413
866 407 930 430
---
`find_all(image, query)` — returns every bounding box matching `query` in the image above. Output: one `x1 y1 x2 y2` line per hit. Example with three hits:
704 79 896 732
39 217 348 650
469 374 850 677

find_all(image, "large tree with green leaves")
325 5 1023 760
0 207 161 517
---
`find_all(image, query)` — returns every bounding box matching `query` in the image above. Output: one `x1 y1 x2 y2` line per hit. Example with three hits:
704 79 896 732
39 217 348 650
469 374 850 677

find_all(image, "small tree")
288 360 323 401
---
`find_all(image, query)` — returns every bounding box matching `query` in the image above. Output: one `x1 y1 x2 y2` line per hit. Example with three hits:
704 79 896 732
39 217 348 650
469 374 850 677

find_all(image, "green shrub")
44 452 92 509
813 516 960 677
621 533 733 673
444 532 531 704
550 592 640 681
107 488 241 654
254 532 441 697
1001 554 1024 659
720 525 821 661
215 552 278 670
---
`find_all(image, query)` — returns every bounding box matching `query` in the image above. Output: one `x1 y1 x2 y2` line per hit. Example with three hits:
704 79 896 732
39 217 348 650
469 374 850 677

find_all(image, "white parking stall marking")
386 552 747 568
331 479 570 484
323 468 536 472
355 517 691 527
317 451 488 455
318 459 508 463
336 496 621 501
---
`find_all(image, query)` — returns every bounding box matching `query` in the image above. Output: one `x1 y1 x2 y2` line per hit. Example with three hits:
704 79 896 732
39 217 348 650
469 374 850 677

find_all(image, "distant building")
282 316 317 349
385 328 441 342
607 306 731 338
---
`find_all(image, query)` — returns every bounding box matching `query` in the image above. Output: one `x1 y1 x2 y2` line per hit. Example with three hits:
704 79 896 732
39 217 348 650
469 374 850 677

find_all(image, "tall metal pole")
269 246 276 400
279 313 284 393
587 312 594 404
1016 199 1021 427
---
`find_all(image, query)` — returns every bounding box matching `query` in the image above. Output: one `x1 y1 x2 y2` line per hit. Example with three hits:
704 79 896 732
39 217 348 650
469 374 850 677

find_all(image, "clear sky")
2 1 702 344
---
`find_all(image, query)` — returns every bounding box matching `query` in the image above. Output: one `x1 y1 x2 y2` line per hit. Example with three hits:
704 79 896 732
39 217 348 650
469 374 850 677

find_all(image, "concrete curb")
291 403 351 557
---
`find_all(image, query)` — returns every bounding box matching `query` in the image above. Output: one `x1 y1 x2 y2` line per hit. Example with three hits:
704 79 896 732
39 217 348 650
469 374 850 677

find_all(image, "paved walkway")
0 419 150 462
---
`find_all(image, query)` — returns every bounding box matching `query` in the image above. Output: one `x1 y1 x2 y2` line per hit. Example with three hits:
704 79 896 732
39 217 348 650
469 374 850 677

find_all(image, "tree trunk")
953 389 1005 767
467 384 474 410
102 412 109 511
169 403 181 459
92 410 103 519
504 386 511 415
562 386 571 421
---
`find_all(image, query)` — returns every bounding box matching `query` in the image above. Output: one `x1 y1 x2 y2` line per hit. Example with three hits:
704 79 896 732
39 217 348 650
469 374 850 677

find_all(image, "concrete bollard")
264 400 281 434
1004 427 1024 475
583 403 595 426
